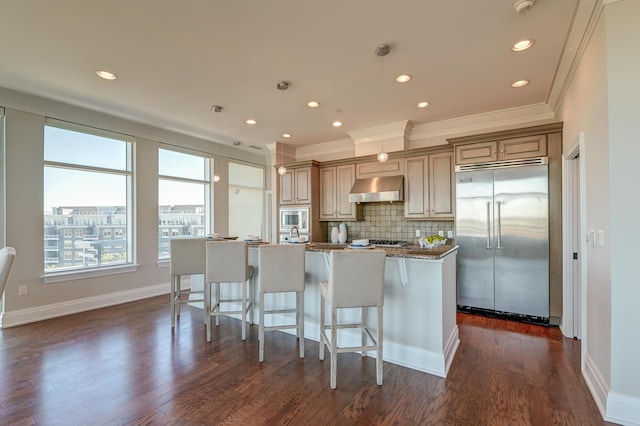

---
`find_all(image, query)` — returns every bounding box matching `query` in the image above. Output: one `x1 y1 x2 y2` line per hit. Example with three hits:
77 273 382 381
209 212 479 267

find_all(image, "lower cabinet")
319 164 363 221
404 152 454 219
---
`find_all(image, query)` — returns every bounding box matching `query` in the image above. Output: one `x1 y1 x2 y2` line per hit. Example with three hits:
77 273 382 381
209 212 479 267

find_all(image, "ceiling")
0 1 592 156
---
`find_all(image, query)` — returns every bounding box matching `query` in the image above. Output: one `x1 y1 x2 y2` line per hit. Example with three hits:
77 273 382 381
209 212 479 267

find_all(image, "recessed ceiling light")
307 101 320 108
512 80 529 88
246 119 257 125
512 39 535 52
332 121 342 127
395 74 412 83
417 101 430 108
282 133 292 138
96 70 117 80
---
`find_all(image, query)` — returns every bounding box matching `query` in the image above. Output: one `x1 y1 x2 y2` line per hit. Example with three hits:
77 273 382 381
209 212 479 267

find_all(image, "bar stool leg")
241 279 247 341
377 305 383 386
319 295 325 361
259 292 265 362
298 290 304 358
170 276 177 328
215 283 220 326
362 306 368 358
330 307 338 389
249 275 255 325
205 281 212 342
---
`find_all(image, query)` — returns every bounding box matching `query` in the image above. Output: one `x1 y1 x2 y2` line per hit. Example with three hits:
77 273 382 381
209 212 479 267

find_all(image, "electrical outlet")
447 230 454 239
438 230 444 237
18 285 28 296
415 230 420 237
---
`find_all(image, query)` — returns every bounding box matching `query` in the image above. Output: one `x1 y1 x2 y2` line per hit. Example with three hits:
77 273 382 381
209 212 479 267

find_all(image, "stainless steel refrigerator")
455 160 549 319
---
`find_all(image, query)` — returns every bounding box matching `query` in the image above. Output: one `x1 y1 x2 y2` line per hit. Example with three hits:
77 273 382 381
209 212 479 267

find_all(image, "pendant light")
376 44 390 163
211 105 222 182
276 81 289 176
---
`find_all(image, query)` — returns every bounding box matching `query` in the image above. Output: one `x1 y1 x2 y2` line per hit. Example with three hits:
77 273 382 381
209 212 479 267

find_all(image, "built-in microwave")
279 206 309 234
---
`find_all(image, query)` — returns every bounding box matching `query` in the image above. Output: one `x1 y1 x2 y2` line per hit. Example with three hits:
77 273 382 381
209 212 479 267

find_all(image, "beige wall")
0 89 264 320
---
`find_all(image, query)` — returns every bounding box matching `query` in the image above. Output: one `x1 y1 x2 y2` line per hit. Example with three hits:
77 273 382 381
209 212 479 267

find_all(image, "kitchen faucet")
289 226 300 240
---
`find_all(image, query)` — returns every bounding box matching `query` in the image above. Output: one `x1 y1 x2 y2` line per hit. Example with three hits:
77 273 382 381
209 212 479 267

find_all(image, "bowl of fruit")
419 235 447 248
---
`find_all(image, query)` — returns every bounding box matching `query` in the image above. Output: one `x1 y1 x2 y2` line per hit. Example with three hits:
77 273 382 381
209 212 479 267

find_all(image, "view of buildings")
44 204 205 270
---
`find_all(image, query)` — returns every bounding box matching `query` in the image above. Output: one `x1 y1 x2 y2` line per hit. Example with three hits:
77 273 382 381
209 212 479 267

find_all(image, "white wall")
0 88 265 323
559 1 640 423
606 0 640 399
559 5 612 390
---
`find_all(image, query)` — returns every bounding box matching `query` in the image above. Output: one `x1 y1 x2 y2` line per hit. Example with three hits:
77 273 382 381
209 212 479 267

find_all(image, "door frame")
561 131 587 342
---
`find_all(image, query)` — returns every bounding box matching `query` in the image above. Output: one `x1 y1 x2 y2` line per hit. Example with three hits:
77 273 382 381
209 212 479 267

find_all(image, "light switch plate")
415 230 420 237
447 230 454 239
438 230 444 237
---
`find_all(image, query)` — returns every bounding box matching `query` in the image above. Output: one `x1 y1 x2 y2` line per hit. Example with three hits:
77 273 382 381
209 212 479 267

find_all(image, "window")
158 147 210 259
103 229 112 238
44 120 133 273
228 162 264 239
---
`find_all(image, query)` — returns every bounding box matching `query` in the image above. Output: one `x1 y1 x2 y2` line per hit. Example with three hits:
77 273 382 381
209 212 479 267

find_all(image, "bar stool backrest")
169 238 206 277
259 244 305 293
0 247 16 299
327 250 386 309
206 240 249 283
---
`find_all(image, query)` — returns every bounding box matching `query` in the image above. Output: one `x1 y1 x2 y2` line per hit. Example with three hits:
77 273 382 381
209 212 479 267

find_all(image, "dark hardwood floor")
0 296 612 425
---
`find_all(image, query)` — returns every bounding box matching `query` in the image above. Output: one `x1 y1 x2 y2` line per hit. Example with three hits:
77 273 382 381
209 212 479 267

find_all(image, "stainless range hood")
348 175 404 203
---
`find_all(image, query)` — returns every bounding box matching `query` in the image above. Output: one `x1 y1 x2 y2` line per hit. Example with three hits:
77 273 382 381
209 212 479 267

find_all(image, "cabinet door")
319 167 337 219
336 165 356 219
294 167 311 204
404 156 429 218
455 141 497 165
429 152 455 218
280 169 295 205
498 135 547 160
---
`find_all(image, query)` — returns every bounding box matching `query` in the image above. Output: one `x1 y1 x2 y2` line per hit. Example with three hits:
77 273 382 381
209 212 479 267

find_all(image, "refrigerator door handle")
486 201 492 249
496 200 503 250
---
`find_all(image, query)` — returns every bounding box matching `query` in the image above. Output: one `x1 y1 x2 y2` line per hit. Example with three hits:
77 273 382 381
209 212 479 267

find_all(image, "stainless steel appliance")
368 239 408 248
455 158 549 319
279 206 309 234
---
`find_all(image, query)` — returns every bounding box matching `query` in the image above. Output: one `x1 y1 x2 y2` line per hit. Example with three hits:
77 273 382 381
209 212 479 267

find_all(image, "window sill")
43 264 139 284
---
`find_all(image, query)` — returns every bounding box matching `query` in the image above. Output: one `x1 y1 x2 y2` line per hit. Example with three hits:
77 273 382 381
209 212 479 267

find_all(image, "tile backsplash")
320 202 454 243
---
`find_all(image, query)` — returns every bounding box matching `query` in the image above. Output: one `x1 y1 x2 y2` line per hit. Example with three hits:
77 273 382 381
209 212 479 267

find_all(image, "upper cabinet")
404 152 454 219
279 162 318 205
319 164 363 221
454 134 548 165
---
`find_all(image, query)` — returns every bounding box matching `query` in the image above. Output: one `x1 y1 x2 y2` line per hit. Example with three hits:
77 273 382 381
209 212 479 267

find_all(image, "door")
455 170 494 310
493 165 549 317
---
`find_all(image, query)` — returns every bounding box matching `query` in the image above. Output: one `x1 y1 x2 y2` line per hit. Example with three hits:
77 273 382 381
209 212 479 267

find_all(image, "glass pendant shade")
277 165 287 176
213 174 221 182
377 151 389 163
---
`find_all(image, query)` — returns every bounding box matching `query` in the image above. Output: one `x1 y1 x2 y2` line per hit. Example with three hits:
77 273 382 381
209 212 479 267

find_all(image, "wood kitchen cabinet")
454 134 547 165
319 164 363 221
404 152 454 219
280 165 312 205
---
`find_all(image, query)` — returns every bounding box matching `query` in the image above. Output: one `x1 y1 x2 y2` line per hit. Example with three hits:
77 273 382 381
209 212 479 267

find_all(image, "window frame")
157 145 211 260
43 119 136 283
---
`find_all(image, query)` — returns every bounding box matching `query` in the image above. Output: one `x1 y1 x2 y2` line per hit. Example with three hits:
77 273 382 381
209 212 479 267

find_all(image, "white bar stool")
258 244 306 362
319 249 386 389
169 238 206 328
204 240 254 342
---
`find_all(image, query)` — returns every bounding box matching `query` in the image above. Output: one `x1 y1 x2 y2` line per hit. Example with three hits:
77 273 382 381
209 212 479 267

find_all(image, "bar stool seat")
205 240 254 342
258 244 306 362
169 238 206 328
319 249 386 389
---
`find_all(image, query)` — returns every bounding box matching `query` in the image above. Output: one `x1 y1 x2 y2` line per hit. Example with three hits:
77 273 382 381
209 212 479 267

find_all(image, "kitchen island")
195 242 459 378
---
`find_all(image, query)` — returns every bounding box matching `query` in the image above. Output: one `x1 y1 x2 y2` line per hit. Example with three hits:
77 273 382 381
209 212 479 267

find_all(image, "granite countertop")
305 242 458 260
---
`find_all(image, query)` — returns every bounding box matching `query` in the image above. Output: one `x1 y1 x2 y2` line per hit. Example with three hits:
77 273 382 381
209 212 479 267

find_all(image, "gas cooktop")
368 239 408 248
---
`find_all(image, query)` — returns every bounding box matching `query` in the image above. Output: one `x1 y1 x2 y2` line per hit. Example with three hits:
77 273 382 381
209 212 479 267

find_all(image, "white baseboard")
583 351 610 419
606 392 640 426
0 283 168 328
